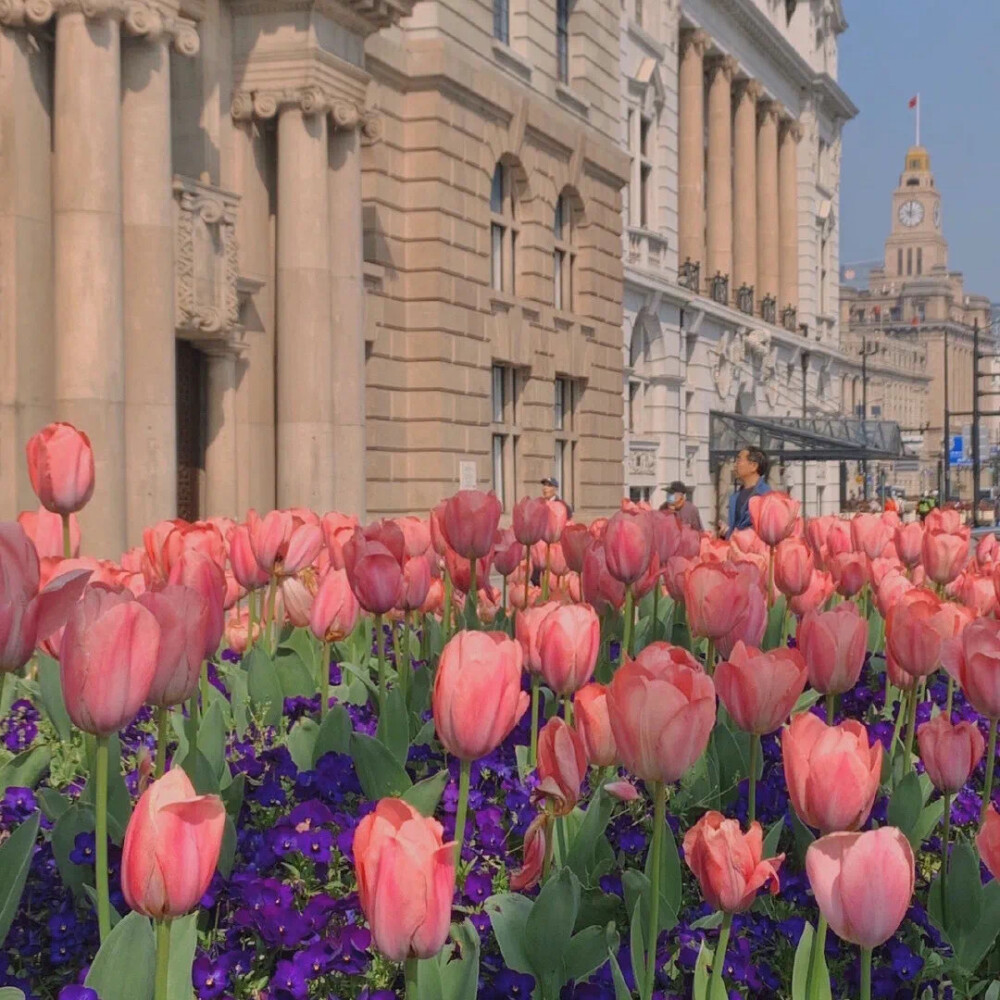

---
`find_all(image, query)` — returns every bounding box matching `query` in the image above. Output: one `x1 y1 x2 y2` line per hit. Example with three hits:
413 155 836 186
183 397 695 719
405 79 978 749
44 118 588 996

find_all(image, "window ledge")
553 309 576 331
490 291 518 313
492 40 532 82
626 18 665 57
555 83 590 118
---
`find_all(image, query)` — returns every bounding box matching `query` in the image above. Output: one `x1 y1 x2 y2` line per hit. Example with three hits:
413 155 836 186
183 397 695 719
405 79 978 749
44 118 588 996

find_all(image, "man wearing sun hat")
659 480 703 531
540 476 573 519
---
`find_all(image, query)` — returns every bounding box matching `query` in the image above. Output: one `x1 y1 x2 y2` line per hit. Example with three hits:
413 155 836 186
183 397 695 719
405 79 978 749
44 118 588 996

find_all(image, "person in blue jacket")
725 447 772 536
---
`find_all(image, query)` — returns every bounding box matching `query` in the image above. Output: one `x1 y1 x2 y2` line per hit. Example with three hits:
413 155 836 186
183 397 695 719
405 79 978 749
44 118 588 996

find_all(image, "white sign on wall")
459 461 477 490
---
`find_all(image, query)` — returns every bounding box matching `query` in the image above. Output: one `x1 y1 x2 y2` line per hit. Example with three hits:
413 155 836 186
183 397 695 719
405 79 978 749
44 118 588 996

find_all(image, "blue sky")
838 1 1000 299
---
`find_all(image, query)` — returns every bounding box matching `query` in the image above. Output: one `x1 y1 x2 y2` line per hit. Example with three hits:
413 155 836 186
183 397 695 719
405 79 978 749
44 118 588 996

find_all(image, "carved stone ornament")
231 89 372 134
626 448 657 477
173 175 241 340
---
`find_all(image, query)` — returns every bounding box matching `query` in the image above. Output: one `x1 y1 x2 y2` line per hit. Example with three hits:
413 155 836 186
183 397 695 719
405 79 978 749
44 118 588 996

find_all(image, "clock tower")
884 145 948 279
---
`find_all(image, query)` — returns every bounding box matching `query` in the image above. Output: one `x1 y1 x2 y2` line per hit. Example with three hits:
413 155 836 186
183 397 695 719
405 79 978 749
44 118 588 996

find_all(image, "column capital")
680 27 710 59
734 78 764 105
123 2 199 53
758 99 783 126
706 53 738 84
231 88 376 136
1 0 196 46
781 118 804 143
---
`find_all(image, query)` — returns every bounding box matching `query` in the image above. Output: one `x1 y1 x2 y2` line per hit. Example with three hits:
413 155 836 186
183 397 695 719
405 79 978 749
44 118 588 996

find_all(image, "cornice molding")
229 0 412 34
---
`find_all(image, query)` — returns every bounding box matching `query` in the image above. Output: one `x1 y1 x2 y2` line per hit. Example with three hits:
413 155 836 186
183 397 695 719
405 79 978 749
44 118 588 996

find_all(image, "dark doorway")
175 340 205 522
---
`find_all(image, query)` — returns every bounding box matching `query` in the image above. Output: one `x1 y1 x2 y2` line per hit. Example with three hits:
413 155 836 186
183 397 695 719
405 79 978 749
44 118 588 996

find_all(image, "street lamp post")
859 336 878 501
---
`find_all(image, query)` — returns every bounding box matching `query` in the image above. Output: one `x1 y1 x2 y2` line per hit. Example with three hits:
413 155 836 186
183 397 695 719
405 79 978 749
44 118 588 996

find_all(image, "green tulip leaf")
564 786 615 884
286 718 320 774
437 918 481 1000
36 653 72 743
693 939 712 1000
375 684 410 766
0 811 40 948
0 746 51 797
275 648 317 699
401 769 449 817
84 911 155 1000
36 787 71 823
166 912 199 1000
313 704 353 762
197 701 228 783
762 595 788 651
349 733 411 799
0 989 26 999
763 817 785 858
607 946 634 1000
181 747 220 796
562 922 617 986
628 892 647 1000
245 646 284 728
51 802 96 898
222 772 246 819
946 843 983 937
887 770 923 838
525 867 580 980
484 893 533 975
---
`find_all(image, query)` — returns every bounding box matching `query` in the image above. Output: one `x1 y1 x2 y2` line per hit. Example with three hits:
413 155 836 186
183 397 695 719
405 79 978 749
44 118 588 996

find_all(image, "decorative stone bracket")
0 0 199 52
173 175 244 346
230 88 381 141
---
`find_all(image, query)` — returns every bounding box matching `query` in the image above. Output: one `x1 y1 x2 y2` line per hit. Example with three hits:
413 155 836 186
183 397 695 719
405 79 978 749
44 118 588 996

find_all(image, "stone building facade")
840 145 993 499
620 0 857 525
0 0 629 555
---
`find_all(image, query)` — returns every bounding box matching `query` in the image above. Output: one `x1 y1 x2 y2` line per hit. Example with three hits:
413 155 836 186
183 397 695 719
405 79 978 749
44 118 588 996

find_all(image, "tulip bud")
25 422 95 515
917 713 985 794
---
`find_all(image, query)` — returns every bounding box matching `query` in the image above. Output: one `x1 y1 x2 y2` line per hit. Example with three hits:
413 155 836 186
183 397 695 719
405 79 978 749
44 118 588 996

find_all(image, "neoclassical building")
840 144 993 500
620 0 857 522
0 0 629 555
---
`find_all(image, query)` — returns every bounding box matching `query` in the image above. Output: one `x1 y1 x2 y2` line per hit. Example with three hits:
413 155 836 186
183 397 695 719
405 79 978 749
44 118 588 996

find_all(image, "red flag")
908 96 918 108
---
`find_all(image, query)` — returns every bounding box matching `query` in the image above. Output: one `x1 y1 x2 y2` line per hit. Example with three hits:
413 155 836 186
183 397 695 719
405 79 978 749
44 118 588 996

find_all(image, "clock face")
899 200 924 227
934 203 941 228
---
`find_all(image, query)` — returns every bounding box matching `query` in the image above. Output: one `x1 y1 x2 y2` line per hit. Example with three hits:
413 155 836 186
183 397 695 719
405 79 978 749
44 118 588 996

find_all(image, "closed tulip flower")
433 631 528 761
396 516 431 558
715 642 807 735
875 570 914 619
167 549 226 660
917 713 986 794
662 555 693 603
716 582 767 660
398 553 433 612
60 587 161 736
789 571 835 619
941 618 1000 719
782 712 882 833
561 523 591 574
749 492 798 547
683 811 783 913
805 828 914 948
850 513 894 560
309 568 360 643
514 601 560 674
573 682 616 767
353 798 455 962
956 570 997 617
773 537 814 597
922 520 970 586
536 603 600 696
885 589 954 679
607 643 716 784
121 768 225 919
512 496 549 546
542 499 568 544
977 806 1000 882
137 586 210 708
510 812 548 892
441 490 502 560
345 531 403 615
229 523 269 591
683 561 749 640
581 543 626 613
25 422 95 515
492 528 524 578
603 509 654 585
828 551 868 598
895 521 925 569
279 573 315 628
535 716 587 815
797 603 868 695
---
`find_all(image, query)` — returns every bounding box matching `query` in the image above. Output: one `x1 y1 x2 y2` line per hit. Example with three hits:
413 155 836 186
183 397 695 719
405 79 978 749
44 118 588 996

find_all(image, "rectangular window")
554 249 564 310
491 364 505 423
492 433 505 501
917 247 923 274
897 248 903 275
640 164 651 229
554 377 578 506
906 248 913 275
493 0 509 43
491 224 503 291
634 0 644 27
627 381 641 435
554 378 566 431
556 0 570 83
491 365 521 509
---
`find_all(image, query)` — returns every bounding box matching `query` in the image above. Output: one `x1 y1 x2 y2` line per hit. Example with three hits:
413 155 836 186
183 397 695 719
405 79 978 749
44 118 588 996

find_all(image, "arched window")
490 162 520 294
553 192 578 311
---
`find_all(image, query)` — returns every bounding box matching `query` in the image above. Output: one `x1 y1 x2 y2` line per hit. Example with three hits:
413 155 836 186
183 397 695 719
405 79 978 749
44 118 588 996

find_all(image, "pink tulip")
432 631 528 761
683 561 749 640
716 581 767 660
805 828 914 948
512 496 549 547
322 512 359 569
18 507 80 559
581 543 626 613
606 643 716 784
956 570 997 617
537 603 600 696
397 552 433 612
941 618 1000 719
828 551 868 598
782 712 882 833
279 574 315 628
225 608 260 654
749 492 798 546
922 519 970 586
60 587 161 736
309 568 360 642
137 586 210 708
715 642 808 735
514 601 560 675
683 811 783 913
441 490 502 560
788 571 835 618
917 713 986 794
797 603 868 695
345 531 403 615
167 550 226 660
542 499 569 544
561 523 591 574
875 570 914 619
573 682 616 767
895 522 924 569
773 537 814 597
229 523 269 591
850 513 893 560
977 806 1000 882
396 516 431 558
511 813 548 891
885 588 959 679
603 509 653 585
535 716 587 815
25 422 95 515
492 528 525 578
121 768 225 919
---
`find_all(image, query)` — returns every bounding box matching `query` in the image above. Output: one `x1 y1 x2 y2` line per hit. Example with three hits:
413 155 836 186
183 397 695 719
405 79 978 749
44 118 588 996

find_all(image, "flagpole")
916 93 920 146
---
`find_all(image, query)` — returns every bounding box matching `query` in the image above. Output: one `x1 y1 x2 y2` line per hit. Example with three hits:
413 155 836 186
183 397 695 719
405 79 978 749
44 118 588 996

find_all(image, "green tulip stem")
888 686 908 764
981 717 999 825
563 696 573 726
247 589 257 650
94 734 112 943
556 814 569 867
709 911 733 1000
319 641 331 721
523 548 532 606
155 705 169 779
621 587 634 664
946 674 955 718
825 692 836 725
541 545 551 601
705 639 716 678
806 913 828 1000
644 780 666 1000
903 683 919 764
767 546 775 610
453 757 472 870
154 919 171 1000
402 613 412 701
941 791 952 927
529 675 541 767
391 623 404 702
199 660 210 719
375 613 386 716
61 512 72 559
748 733 760 824
443 569 453 641
264 575 277 653
651 581 660 644
502 577 507 619
860 946 872 1000
420 611 430 663
469 558 478 620
0 673 7 717
404 956 420 1000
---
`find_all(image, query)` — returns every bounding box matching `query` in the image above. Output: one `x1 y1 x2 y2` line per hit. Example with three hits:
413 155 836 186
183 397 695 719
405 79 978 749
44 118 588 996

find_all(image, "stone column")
778 118 802 315
276 93 336 512
121 11 198 543
756 100 781 307
53 3 125 557
705 55 736 286
328 103 372 520
678 29 709 282
203 344 240 517
733 79 761 299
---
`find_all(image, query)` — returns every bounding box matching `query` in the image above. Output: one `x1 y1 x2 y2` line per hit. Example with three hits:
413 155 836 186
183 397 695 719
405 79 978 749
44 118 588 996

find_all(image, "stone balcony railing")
625 227 670 273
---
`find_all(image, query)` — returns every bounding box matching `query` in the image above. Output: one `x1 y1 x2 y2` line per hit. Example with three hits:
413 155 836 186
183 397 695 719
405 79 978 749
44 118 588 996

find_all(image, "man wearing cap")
659 480 703 532
540 477 573 519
